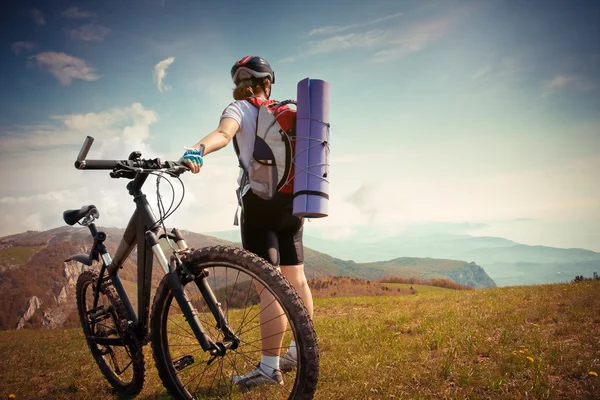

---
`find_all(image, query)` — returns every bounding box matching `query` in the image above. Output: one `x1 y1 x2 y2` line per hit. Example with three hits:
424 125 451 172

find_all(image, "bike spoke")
183 356 219 392
159 261 310 399
236 340 285 358
237 312 287 337
80 276 139 390
240 329 291 347
235 280 267 336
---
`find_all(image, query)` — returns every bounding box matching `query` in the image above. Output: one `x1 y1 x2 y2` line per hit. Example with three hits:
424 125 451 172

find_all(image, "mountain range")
0 226 494 330
207 230 600 287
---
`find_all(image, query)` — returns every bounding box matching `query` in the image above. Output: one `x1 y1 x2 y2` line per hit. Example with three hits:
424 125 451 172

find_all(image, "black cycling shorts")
240 191 304 267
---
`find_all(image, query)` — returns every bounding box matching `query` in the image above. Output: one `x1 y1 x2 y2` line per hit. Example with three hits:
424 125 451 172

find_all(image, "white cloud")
0 102 246 237
31 8 45 25
30 52 101 85
11 41 36 55
67 23 111 42
318 156 600 232
0 103 157 154
0 103 168 235
282 30 388 62
472 65 492 81
282 7 469 63
472 57 523 84
373 16 458 62
542 74 597 97
153 57 175 92
308 13 403 36
60 7 96 19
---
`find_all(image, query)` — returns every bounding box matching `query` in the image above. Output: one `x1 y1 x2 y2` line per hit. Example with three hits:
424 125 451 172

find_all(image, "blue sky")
1 0 599 251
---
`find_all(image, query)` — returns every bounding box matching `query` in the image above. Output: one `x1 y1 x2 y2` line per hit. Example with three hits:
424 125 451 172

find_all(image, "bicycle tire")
151 245 319 399
76 270 145 395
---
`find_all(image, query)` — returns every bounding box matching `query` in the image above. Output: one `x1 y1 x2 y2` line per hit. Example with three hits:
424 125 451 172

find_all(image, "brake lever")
165 166 190 178
110 169 137 179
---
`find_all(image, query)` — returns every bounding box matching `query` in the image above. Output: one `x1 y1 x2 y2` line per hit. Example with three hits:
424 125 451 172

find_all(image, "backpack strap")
233 170 249 226
232 97 265 226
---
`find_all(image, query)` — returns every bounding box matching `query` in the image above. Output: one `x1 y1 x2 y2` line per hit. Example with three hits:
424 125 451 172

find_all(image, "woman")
181 56 314 387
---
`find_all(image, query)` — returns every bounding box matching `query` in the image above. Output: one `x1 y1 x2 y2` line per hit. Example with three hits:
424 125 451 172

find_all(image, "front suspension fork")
146 230 238 355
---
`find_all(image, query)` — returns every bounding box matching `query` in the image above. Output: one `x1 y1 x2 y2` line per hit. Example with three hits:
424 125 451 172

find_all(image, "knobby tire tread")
76 270 146 396
150 245 319 400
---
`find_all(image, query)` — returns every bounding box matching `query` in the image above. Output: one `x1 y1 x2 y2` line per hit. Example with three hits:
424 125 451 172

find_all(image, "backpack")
233 97 297 201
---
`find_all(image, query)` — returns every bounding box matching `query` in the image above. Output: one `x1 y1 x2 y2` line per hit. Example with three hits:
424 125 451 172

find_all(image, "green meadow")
0 281 598 399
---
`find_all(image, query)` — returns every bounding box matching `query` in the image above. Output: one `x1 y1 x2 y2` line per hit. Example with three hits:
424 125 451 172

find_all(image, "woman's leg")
280 264 313 318
254 272 288 357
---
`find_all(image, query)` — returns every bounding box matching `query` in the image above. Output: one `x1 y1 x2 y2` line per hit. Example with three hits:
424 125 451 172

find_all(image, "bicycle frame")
74 170 238 355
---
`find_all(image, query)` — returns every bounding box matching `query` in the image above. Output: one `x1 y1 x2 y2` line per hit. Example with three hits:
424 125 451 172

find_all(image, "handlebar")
76 136 94 165
73 136 205 178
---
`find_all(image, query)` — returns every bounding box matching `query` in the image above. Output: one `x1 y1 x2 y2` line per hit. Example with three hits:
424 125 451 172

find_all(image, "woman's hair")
233 77 271 100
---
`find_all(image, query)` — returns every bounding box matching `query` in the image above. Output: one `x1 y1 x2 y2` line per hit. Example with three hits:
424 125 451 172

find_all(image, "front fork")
146 229 239 356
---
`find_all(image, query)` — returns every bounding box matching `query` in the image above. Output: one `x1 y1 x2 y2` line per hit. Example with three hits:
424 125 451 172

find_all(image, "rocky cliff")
16 296 42 329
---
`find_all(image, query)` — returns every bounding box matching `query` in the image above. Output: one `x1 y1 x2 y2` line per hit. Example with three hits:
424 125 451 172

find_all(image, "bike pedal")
99 347 113 356
173 355 195 371
87 306 113 323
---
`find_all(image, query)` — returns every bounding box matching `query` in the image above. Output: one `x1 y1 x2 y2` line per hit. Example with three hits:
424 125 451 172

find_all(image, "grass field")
0 281 599 399
381 282 454 294
0 246 43 266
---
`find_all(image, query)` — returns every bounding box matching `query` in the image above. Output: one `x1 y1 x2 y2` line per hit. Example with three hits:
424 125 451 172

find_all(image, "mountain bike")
62 136 319 399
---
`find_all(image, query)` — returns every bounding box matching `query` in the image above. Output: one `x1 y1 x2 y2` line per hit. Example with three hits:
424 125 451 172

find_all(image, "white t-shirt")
220 98 264 195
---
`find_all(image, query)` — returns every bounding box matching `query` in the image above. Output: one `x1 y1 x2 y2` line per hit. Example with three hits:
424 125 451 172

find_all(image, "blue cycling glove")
180 148 204 166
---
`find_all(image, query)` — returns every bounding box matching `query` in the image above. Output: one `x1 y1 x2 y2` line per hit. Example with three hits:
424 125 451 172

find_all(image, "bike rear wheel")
151 246 319 399
76 270 145 395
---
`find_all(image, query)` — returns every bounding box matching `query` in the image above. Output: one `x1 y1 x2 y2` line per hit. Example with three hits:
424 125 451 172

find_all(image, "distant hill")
250 231 598 287
330 257 496 288
0 226 495 330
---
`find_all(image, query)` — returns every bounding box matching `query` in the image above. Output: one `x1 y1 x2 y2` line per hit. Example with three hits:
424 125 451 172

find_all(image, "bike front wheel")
76 270 145 395
151 246 319 399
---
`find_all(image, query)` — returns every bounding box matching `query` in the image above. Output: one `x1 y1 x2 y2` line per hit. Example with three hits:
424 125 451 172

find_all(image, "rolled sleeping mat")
293 78 330 218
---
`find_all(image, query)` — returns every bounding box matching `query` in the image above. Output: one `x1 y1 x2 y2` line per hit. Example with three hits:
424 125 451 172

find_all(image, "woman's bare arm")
190 117 240 155
183 117 240 173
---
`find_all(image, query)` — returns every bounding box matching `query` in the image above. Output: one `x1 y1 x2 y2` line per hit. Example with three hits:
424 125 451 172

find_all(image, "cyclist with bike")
181 56 314 387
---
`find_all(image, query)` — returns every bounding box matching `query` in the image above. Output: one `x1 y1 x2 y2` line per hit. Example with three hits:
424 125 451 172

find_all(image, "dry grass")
0 282 599 399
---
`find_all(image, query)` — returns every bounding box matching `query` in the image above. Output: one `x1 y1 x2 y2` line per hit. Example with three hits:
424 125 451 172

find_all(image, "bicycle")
62 136 319 399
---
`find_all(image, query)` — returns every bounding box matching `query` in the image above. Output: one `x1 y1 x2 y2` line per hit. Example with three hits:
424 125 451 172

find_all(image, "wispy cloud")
472 65 492 81
11 41 36 55
308 13 403 36
282 30 388 62
0 103 161 235
282 7 470 63
373 15 458 62
30 52 101 85
472 57 523 84
542 74 597 97
31 8 45 25
66 23 111 42
0 103 157 153
153 57 175 92
60 7 96 19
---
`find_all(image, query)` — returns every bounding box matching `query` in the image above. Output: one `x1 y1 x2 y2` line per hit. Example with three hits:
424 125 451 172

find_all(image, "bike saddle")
63 205 99 226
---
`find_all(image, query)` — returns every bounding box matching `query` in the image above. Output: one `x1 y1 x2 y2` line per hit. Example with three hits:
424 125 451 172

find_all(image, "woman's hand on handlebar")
179 148 204 174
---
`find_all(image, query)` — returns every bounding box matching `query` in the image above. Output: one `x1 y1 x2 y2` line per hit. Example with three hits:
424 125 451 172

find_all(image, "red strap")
247 97 277 109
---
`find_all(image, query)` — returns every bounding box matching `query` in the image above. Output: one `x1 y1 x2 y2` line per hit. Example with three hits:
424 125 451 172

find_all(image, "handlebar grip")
81 160 119 169
77 136 94 163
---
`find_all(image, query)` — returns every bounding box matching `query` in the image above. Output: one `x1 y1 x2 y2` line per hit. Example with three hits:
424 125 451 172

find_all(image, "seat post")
88 223 98 238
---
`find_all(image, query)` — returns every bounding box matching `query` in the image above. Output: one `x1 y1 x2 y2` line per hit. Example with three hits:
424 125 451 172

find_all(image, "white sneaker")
232 363 284 387
279 351 298 372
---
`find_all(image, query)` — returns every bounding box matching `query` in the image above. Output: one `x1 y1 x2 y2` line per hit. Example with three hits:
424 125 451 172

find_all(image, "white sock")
260 355 280 375
287 340 297 359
